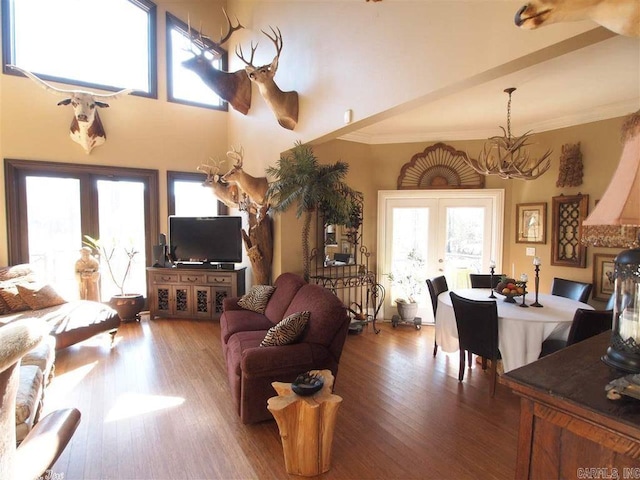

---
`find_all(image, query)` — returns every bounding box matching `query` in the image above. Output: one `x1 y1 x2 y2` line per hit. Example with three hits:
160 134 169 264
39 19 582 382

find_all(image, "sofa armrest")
241 343 315 376
223 297 243 311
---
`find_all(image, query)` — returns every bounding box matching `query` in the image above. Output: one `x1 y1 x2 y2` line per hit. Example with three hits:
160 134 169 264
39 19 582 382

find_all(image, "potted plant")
387 249 426 323
83 235 145 322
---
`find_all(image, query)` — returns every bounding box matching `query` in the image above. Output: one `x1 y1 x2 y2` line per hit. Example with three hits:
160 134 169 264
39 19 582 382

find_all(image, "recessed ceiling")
339 34 640 145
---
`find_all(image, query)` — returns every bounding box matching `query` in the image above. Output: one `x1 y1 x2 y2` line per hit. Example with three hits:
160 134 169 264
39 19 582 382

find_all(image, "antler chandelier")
466 88 552 180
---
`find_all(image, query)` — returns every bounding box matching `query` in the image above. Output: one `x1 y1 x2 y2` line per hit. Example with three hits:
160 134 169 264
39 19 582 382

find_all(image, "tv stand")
147 266 246 320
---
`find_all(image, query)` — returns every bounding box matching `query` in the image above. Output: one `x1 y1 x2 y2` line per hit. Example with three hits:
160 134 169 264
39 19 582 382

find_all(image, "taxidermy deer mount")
236 27 299 130
182 10 252 114
221 146 270 206
196 157 242 208
515 0 639 37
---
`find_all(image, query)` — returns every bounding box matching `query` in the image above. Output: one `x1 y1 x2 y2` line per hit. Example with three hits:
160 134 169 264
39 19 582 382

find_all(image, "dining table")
434 288 593 373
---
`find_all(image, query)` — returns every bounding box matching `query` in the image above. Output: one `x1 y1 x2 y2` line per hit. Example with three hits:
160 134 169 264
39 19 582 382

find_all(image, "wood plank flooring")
43 317 521 480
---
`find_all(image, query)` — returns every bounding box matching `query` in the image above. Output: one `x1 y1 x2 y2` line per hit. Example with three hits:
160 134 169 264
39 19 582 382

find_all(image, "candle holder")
531 264 543 307
519 281 529 308
489 266 496 298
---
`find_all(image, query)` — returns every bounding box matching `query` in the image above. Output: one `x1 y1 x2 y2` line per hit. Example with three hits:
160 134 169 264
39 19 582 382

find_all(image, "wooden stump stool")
268 369 342 476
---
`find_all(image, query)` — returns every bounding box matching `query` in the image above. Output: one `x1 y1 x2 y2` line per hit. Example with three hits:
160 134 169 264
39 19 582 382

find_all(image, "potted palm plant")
83 235 145 322
387 249 426 322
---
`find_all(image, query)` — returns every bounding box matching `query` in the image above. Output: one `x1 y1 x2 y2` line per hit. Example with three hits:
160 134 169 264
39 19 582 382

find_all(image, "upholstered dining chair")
426 275 449 357
449 292 501 397
551 277 593 303
539 308 613 357
0 320 81 480
469 274 504 289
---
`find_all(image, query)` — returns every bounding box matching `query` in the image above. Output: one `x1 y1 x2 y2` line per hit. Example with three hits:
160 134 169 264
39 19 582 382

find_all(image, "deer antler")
218 8 244 45
236 42 258 68
197 157 226 182
261 26 283 63
226 146 244 167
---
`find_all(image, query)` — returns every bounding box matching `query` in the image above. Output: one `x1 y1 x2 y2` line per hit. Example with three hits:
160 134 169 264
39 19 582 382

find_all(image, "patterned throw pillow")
0 284 31 312
260 311 310 347
238 285 276 314
17 283 67 310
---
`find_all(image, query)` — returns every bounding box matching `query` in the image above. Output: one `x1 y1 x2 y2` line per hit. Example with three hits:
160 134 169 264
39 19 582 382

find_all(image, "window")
5 160 159 300
166 12 227 110
2 0 157 97
167 171 228 217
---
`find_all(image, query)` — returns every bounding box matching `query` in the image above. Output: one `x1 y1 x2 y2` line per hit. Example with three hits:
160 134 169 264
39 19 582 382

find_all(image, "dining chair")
449 292 501 396
469 273 504 289
426 276 448 357
539 308 613 357
550 277 593 303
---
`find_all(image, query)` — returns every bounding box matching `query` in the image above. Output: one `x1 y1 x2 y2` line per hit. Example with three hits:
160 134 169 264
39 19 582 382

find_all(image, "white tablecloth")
435 288 593 372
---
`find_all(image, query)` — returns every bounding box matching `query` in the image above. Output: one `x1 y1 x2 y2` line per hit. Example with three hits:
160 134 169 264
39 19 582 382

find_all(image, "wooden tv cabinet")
147 266 246 320
503 332 640 479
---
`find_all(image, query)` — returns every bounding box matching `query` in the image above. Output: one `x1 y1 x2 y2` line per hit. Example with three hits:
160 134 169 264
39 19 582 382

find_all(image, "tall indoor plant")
83 235 144 322
387 248 426 321
266 142 363 281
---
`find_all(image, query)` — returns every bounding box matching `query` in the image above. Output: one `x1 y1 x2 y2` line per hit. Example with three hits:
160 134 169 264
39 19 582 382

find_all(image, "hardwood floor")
44 317 521 480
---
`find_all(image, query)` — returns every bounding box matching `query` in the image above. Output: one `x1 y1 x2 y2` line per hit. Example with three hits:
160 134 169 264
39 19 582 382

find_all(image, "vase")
397 301 418 321
110 294 145 322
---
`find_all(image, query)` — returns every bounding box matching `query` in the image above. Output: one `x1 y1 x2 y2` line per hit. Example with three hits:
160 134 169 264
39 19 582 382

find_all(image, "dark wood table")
503 332 640 479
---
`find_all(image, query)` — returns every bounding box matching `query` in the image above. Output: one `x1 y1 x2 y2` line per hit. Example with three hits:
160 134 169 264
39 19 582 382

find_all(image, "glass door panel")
26 176 81 299
97 180 147 298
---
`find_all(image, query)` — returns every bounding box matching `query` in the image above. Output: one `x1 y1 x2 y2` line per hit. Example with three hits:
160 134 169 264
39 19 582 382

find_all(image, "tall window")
5 160 159 300
167 171 227 217
2 0 157 97
166 12 227 110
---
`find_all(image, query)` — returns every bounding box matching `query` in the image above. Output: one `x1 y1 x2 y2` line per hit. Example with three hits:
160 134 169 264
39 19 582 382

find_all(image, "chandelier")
466 88 552 180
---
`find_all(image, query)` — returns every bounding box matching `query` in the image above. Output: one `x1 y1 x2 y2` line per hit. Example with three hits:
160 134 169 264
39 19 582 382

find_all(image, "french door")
377 189 504 322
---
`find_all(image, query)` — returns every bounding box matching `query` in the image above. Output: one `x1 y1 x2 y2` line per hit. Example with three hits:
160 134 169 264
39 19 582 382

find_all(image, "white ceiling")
339 34 640 145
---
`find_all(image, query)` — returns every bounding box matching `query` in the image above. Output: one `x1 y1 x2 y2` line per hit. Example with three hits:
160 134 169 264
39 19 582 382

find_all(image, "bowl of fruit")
494 278 525 303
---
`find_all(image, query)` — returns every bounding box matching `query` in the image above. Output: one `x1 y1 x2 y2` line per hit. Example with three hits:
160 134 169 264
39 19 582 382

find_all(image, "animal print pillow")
238 285 276 314
17 283 67 310
0 284 31 313
260 311 310 347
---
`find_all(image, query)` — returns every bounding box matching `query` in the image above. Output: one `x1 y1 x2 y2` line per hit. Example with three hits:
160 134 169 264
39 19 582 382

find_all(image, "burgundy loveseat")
220 272 351 424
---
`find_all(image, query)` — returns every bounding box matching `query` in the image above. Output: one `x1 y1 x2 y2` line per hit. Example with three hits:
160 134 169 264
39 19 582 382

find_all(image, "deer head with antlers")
181 10 252 114
236 27 299 130
221 146 270 206
196 157 241 208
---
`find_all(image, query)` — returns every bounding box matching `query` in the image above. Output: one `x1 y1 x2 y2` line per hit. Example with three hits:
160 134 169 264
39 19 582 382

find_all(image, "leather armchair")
0 320 80 480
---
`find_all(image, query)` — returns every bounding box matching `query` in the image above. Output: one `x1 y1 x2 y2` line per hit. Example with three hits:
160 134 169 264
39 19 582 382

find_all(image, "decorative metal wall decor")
551 193 589 267
556 142 583 187
397 142 485 189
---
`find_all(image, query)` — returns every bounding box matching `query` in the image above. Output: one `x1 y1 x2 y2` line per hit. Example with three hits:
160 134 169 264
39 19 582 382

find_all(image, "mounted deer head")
221 146 269 206
196 157 241 208
515 0 639 37
181 10 252 114
236 27 299 130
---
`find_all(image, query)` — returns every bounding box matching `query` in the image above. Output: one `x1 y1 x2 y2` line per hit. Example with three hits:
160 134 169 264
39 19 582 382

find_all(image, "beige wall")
276 115 627 309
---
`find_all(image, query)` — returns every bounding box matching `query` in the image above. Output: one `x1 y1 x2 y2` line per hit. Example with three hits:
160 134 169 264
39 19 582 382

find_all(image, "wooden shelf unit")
146 267 245 320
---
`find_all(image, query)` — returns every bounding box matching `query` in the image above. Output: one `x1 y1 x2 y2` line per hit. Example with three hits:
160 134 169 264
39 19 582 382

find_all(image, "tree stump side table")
267 369 342 476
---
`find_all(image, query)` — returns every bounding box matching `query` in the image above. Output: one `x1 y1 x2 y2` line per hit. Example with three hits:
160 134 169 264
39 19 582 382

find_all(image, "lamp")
465 88 552 180
582 110 640 373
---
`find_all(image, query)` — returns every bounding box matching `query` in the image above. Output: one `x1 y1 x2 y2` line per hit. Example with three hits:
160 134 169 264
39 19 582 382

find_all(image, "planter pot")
397 301 418 321
110 294 144 322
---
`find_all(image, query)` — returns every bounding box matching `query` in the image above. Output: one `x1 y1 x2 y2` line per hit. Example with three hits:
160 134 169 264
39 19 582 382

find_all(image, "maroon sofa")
220 272 351 424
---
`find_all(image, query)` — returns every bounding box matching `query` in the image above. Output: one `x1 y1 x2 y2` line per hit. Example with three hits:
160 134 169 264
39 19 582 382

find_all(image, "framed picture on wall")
593 253 617 301
516 202 546 244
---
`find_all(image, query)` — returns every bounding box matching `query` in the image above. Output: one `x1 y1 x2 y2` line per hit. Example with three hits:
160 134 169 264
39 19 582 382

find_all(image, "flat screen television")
168 216 243 264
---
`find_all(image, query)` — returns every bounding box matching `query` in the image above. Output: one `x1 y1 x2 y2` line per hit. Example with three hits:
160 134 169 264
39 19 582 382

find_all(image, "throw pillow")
0 284 31 312
260 311 310 347
17 283 67 310
238 285 276 314
0 292 11 315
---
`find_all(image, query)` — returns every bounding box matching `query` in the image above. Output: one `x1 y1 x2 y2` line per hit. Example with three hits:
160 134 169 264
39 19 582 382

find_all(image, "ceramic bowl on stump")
494 278 524 303
291 371 324 396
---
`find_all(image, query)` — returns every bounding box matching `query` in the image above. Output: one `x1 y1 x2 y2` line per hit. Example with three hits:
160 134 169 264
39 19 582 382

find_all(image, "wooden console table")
503 332 640 479
267 370 342 476
146 267 245 320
